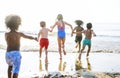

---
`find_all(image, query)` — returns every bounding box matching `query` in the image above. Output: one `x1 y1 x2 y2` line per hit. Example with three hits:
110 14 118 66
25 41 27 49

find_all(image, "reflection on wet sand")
58 59 66 71
86 58 91 71
75 57 91 71
39 60 42 71
39 59 48 71
39 59 67 72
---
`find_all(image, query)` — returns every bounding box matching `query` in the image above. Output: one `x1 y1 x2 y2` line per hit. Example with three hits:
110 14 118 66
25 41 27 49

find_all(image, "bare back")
39 28 49 38
5 31 21 52
84 29 93 40
75 26 84 36
5 31 36 52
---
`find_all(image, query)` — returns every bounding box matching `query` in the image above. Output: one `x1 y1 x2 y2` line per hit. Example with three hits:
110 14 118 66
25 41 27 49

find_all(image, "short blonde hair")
5 14 21 30
40 21 46 27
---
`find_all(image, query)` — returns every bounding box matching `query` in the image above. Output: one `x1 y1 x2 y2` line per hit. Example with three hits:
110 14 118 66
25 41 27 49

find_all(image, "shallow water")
1 23 120 53
0 51 120 77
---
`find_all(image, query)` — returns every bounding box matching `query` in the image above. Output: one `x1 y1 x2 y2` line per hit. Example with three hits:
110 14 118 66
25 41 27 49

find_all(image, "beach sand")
0 51 120 78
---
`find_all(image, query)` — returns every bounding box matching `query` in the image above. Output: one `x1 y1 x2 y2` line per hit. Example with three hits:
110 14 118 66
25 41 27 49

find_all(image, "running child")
78 23 96 60
38 21 52 62
5 14 37 78
71 20 84 52
51 14 73 59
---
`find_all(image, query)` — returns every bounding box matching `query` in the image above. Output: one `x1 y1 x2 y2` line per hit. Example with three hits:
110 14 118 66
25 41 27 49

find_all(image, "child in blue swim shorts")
5 14 37 78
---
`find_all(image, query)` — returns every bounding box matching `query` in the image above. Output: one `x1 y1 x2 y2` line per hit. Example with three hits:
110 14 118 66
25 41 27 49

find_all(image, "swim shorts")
58 30 65 38
75 35 82 43
40 38 49 49
83 38 91 46
5 51 21 74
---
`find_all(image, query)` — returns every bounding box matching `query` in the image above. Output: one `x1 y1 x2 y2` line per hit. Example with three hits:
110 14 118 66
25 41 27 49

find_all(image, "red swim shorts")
39 38 49 49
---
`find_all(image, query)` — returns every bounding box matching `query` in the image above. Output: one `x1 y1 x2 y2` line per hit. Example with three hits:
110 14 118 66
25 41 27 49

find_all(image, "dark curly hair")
87 23 92 29
75 20 83 26
5 14 21 30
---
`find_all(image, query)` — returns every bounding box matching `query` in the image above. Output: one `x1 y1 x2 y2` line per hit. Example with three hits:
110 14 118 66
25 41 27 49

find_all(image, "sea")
0 22 120 77
0 22 120 53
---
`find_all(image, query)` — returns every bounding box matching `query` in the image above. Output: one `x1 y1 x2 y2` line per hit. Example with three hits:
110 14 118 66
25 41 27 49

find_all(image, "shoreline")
1 48 120 53
1 71 120 78
0 51 120 78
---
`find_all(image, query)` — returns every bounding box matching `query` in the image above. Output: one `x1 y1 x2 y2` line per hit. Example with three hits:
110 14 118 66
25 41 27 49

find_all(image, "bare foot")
63 49 66 55
77 50 80 53
75 44 78 48
78 54 81 60
45 58 48 63
86 53 89 57
60 57 62 60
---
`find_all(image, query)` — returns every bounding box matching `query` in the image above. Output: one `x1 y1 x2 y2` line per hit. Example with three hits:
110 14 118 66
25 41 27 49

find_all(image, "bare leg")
75 41 81 52
78 45 85 60
78 41 81 52
39 47 42 58
45 58 48 71
62 38 66 55
75 42 79 48
58 38 62 59
13 73 18 78
45 49 48 62
86 45 91 57
8 66 12 78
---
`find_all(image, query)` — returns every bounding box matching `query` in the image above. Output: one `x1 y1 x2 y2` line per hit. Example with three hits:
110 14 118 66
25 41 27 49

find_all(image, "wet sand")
0 51 120 78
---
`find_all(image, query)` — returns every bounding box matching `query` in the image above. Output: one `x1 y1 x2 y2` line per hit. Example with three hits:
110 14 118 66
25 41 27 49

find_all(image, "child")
38 21 52 62
71 20 84 52
51 14 73 59
5 14 37 78
78 23 96 60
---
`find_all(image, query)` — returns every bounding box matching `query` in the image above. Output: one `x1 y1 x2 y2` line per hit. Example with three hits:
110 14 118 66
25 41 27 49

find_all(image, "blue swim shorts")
58 30 65 38
5 51 21 74
83 38 91 46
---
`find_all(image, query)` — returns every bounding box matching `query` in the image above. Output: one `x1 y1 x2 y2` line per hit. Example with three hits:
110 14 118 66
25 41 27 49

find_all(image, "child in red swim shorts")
38 21 52 62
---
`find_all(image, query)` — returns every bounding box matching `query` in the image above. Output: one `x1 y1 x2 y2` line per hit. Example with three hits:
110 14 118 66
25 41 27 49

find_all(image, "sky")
0 0 120 31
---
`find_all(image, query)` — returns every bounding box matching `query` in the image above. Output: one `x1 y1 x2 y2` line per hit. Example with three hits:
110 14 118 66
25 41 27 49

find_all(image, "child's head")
75 20 83 26
40 21 46 27
5 14 21 30
57 14 63 20
86 23 92 29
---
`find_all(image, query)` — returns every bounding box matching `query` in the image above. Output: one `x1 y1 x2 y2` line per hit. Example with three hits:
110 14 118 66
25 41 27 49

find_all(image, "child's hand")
93 34 96 37
71 32 73 37
34 37 38 41
50 26 53 28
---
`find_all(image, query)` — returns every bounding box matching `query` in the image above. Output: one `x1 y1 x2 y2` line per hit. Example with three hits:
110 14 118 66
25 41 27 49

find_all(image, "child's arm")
48 28 52 32
71 27 78 36
92 30 96 37
64 21 73 31
20 32 37 41
38 30 42 41
50 22 57 31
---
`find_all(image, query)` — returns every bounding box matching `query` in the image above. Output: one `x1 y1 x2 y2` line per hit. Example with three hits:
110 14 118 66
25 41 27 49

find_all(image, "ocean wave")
97 35 120 38
1 46 120 53
1 30 120 38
